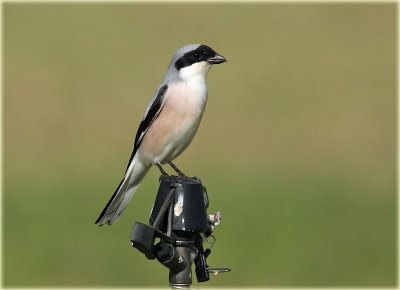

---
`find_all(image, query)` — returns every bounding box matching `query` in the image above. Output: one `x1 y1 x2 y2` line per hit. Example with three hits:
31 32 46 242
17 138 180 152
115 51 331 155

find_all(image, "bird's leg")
156 162 169 177
168 161 188 178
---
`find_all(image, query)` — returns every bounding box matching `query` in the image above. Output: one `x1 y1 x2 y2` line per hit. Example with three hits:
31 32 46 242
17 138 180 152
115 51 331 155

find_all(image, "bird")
95 44 226 226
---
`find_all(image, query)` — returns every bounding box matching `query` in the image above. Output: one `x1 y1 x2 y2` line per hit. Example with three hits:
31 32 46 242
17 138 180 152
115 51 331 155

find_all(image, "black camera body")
130 175 229 288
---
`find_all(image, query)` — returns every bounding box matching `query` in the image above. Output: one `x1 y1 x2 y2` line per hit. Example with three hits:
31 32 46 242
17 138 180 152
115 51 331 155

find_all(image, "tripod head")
130 175 230 288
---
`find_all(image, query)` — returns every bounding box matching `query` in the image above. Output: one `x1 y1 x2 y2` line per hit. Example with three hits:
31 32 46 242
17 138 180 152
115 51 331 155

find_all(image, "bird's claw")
168 161 189 178
156 163 169 177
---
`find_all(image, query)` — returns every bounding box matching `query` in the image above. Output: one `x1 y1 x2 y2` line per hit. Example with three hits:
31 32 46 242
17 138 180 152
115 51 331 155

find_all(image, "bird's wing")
125 83 168 171
94 84 168 225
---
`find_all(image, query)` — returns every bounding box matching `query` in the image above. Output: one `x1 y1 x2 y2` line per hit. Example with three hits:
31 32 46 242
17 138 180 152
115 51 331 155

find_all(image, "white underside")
137 77 208 166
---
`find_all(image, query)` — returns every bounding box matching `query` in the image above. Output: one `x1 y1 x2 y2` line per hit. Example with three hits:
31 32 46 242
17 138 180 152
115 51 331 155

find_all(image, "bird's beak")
207 53 227 64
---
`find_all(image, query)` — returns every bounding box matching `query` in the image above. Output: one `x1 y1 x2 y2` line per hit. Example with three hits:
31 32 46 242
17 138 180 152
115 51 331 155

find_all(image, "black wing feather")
125 84 168 170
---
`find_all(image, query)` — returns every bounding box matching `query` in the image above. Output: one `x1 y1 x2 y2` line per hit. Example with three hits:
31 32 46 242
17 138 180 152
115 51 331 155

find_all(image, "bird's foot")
168 161 189 178
156 162 169 177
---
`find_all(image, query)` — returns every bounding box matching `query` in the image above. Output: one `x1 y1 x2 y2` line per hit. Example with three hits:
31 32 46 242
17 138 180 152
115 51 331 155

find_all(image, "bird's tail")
95 157 150 226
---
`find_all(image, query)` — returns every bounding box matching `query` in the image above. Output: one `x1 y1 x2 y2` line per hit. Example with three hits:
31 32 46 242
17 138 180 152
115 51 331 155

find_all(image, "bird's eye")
193 53 200 59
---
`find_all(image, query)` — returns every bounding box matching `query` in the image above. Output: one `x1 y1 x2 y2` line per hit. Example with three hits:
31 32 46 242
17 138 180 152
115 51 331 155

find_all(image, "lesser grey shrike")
95 44 226 226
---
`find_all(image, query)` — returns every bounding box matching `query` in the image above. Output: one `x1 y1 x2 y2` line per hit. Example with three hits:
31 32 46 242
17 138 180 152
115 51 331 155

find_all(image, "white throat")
179 61 211 83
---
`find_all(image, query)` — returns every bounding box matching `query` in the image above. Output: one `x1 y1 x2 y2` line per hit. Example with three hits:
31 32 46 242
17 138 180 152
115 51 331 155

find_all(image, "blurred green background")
2 2 397 287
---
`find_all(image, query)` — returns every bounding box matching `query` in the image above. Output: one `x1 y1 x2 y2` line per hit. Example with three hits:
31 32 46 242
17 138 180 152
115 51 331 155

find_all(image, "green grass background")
2 2 397 287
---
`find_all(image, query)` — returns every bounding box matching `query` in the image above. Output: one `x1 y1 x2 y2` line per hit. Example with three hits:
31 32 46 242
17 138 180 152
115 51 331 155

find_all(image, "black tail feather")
95 178 125 225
